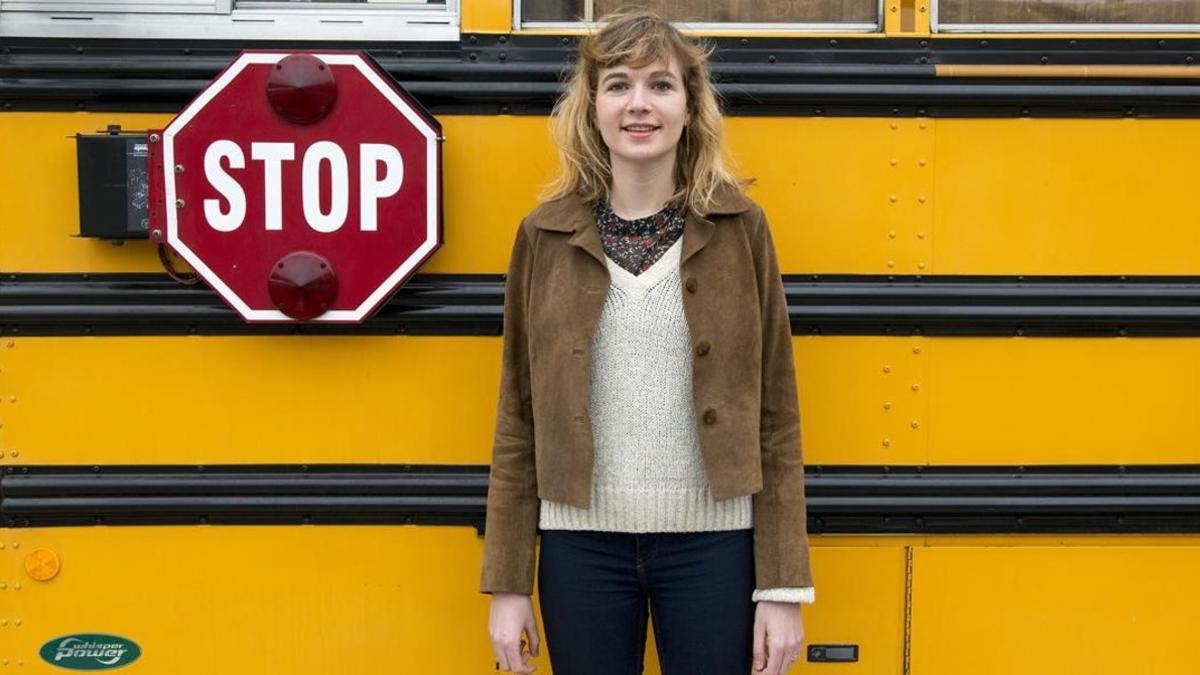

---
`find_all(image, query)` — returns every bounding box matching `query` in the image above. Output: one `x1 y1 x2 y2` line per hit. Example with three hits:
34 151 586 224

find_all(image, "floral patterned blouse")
592 198 685 276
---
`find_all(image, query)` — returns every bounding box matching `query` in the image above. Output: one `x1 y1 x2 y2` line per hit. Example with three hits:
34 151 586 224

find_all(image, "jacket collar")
531 183 751 267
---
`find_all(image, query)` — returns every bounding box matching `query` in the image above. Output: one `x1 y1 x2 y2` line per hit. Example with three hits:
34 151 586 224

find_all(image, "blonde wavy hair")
540 10 743 215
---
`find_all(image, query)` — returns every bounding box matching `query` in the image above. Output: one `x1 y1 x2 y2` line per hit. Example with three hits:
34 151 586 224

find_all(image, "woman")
481 11 815 675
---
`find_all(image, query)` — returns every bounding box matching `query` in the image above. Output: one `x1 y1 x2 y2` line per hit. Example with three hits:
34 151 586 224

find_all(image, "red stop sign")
154 51 442 322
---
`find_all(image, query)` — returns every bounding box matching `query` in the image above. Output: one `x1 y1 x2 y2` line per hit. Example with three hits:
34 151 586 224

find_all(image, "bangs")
584 15 690 74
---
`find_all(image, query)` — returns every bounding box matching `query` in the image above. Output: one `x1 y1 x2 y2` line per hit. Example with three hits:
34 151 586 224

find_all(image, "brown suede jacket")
480 183 814 596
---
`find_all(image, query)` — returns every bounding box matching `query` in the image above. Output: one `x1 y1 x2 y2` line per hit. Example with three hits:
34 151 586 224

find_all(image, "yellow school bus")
1 0 1199 672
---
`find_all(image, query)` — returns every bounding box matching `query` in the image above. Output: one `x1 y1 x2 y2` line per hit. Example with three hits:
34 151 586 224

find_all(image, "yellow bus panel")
3 114 1199 275
910 545 1200 674
1 336 1197 467
0 527 906 674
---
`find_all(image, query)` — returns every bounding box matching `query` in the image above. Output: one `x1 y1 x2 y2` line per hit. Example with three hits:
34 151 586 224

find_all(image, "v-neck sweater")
538 239 750 533
536 239 814 604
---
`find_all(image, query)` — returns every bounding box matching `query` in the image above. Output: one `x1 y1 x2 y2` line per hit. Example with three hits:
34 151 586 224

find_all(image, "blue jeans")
537 529 756 675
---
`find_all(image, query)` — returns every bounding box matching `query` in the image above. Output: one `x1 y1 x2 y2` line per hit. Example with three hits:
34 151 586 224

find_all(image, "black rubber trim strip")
4 464 1200 534
3 273 1200 337
2 36 1198 116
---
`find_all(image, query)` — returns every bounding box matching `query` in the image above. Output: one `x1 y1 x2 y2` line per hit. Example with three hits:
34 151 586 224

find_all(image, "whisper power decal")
39 634 141 670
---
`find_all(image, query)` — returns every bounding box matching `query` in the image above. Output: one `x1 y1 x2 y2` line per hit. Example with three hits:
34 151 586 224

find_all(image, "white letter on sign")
251 142 295 231
359 144 404 232
203 140 246 232
302 141 349 233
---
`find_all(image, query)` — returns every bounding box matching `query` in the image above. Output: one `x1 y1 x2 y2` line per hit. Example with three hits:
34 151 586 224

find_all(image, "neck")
607 151 677 220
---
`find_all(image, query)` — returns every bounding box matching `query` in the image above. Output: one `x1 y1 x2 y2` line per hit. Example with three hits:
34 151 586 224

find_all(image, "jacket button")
685 277 698 293
695 340 711 357
703 408 717 425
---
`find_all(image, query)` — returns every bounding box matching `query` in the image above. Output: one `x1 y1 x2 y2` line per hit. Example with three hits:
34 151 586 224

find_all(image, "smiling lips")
622 123 661 138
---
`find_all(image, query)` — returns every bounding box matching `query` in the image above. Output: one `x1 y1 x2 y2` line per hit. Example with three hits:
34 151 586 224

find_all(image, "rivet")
1 619 6 626
911 383 921 391
889 195 898 203
918 195 927 203
918 158 927 167
917 231 926 239
175 198 185 209
911 420 920 428
12 583 19 589
889 158 898 166
887 260 895 268
919 4 926 10
888 231 897 239
12 619 18 626
148 133 160 143
890 4 897 11
890 122 898 130
882 438 892 447
151 228 163 239
912 347 921 354
883 402 893 410
7 397 13 403
8 451 15 458
882 365 892 373
4 341 12 348
919 122 927 130
174 164 184 174
917 262 926 270
0 583 4 590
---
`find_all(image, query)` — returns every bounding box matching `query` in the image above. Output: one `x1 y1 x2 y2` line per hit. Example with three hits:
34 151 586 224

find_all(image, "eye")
605 81 628 92
652 80 675 91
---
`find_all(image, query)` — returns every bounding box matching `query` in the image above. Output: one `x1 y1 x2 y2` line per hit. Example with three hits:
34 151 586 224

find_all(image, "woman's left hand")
751 601 805 674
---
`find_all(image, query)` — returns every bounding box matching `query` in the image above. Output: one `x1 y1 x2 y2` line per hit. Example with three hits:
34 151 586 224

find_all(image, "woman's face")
594 56 689 172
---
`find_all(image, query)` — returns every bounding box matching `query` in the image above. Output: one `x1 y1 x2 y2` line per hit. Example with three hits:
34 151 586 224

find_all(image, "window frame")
0 0 459 41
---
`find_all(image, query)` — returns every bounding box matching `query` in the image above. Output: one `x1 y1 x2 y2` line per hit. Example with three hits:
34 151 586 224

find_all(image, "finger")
526 617 541 657
490 638 509 672
514 647 537 675
766 639 787 675
752 618 767 671
505 642 531 674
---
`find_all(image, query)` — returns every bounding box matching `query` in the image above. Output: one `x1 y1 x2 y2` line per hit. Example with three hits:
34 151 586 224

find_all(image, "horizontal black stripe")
1 36 1198 116
3 274 1200 336
4 464 1200 533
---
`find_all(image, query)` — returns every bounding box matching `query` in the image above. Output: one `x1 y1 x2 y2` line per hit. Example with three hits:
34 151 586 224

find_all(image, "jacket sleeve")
479 221 540 595
749 207 816 601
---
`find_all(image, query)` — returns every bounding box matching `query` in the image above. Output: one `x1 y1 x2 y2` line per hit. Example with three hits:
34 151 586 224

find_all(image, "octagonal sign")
153 51 442 322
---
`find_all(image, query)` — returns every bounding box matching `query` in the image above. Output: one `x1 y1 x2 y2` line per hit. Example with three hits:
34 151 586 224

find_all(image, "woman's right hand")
488 592 541 673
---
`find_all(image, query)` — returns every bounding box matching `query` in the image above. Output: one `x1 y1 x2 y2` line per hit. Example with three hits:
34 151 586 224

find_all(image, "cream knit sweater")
538 239 814 605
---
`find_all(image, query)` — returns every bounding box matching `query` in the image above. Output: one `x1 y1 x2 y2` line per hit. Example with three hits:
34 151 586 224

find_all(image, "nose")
626 83 651 113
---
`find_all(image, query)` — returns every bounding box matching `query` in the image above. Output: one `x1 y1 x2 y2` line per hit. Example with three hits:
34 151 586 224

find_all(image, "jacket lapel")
680 211 714 267
567 220 607 267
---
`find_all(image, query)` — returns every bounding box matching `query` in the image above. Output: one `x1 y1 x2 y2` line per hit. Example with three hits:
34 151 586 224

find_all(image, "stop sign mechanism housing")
148 50 443 323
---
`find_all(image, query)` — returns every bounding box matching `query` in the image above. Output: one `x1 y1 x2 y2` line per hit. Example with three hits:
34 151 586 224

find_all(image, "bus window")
935 0 1200 32
0 0 457 40
520 0 882 30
